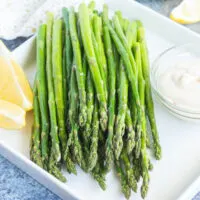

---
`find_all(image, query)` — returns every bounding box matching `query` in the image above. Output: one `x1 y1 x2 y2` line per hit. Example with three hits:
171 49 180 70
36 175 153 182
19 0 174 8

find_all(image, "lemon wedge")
0 41 33 111
170 0 200 24
0 100 26 129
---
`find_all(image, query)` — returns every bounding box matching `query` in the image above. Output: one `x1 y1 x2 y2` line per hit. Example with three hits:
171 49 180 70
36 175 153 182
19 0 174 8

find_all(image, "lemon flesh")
170 0 200 24
0 100 26 129
0 41 33 111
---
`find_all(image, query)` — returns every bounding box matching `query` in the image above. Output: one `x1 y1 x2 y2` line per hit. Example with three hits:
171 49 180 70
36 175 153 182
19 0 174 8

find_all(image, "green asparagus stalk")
52 19 67 156
63 59 77 174
62 7 73 86
37 24 49 170
115 159 131 199
133 157 141 182
126 20 137 140
30 76 43 168
137 22 162 160
91 29 106 92
125 108 136 154
103 21 116 171
113 58 128 160
82 53 87 86
46 13 65 180
82 66 95 160
134 42 149 198
93 14 108 95
62 45 68 118
114 18 140 143
73 126 83 167
133 42 142 158
113 18 137 160
48 162 66 182
62 10 77 173
89 9 106 101
92 161 106 191
92 129 106 190
121 149 137 192
85 68 94 138
78 3 108 131
88 99 99 171
68 58 83 167
64 130 77 174
69 7 87 127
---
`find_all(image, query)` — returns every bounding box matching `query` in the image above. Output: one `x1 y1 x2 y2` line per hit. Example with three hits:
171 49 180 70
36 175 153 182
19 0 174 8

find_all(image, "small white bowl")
151 44 200 121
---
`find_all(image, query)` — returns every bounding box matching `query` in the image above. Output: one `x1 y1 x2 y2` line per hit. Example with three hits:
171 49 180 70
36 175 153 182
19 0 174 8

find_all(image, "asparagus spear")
92 129 106 190
46 12 61 163
113 18 136 160
45 13 66 180
126 20 138 135
68 58 83 167
115 159 131 199
30 76 43 168
64 130 77 174
132 42 142 158
115 17 140 151
62 8 73 113
92 161 106 191
62 45 68 117
133 157 141 182
82 67 94 162
82 53 87 86
111 14 129 160
69 7 87 127
78 3 108 131
125 108 136 154
91 28 106 92
62 8 73 82
85 68 94 141
103 20 116 171
36 24 49 170
121 148 137 192
88 99 99 171
113 58 128 160
88 4 104 83
134 42 149 198
52 19 67 156
137 22 162 160
93 14 108 95
89 4 107 98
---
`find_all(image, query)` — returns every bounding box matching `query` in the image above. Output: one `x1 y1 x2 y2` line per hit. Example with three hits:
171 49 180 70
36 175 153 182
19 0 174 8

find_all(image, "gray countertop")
0 1 200 200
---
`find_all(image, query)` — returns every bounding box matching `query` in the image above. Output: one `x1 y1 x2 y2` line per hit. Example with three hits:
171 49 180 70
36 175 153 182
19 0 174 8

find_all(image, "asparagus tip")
99 111 108 131
79 106 87 127
141 184 148 199
154 143 162 160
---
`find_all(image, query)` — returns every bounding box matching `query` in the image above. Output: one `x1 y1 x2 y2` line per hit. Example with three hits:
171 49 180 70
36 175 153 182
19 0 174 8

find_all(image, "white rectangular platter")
1 0 200 200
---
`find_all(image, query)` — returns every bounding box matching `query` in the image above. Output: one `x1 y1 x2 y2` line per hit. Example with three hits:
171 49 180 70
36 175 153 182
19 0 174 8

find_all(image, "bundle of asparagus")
30 2 162 199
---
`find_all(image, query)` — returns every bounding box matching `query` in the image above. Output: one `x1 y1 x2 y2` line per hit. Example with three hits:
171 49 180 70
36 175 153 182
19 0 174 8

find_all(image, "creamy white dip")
158 59 200 111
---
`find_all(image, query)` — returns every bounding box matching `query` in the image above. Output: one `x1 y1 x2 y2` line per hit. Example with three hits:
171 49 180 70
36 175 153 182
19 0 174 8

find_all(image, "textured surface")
0 1 200 200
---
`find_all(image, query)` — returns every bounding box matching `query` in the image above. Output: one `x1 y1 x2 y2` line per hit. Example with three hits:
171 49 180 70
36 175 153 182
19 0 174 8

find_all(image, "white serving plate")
1 0 200 200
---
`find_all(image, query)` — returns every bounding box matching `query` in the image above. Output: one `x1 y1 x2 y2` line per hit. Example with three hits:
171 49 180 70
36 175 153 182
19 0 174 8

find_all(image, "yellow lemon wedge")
170 0 200 24
0 41 33 111
0 100 26 129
